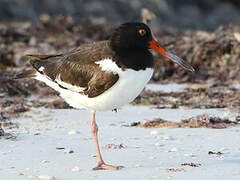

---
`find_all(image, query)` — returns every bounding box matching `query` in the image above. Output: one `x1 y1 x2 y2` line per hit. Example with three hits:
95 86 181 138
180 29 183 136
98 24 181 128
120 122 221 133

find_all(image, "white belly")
35 59 153 111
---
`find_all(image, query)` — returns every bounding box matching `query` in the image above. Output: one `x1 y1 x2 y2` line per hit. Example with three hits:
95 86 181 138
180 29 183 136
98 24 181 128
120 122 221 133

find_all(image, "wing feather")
27 41 119 97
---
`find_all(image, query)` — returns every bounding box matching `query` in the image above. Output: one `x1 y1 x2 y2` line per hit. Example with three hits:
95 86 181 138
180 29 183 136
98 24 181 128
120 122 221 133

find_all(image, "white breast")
35 58 153 111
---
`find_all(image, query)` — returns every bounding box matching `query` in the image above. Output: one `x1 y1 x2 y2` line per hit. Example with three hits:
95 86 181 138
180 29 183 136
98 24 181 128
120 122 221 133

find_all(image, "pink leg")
90 111 123 170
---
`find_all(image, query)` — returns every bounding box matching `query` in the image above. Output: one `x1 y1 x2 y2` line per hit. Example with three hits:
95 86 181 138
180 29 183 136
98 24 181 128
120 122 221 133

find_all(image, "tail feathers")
14 70 36 79
16 54 61 79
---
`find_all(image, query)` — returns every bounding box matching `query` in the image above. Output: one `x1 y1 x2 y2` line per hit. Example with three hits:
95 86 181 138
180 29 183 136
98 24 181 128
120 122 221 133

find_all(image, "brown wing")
28 41 119 98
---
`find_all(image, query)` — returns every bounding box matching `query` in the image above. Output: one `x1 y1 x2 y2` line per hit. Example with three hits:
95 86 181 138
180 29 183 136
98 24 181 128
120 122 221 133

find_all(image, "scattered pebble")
68 130 80 135
208 151 223 155
184 153 196 158
181 163 201 167
38 175 56 180
167 147 178 152
150 130 158 135
171 147 178 152
64 149 74 154
41 160 50 164
130 122 141 127
154 142 164 147
128 137 139 140
156 135 174 141
71 166 82 172
167 168 185 172
104 144 125 149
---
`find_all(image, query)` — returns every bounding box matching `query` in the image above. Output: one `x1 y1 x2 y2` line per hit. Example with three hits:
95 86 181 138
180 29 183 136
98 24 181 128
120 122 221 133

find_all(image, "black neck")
113 48 154 71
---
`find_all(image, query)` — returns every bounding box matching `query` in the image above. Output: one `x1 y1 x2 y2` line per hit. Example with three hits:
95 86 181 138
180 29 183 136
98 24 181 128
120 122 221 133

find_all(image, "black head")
110 22 195 72
110 22 153 51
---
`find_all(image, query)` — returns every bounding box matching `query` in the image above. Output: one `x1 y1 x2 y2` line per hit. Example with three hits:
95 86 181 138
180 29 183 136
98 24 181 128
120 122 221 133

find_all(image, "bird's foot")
92 163 124 171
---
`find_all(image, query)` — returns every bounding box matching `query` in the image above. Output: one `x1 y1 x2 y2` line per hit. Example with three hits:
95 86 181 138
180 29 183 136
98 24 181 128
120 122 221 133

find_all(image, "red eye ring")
138 29 146 36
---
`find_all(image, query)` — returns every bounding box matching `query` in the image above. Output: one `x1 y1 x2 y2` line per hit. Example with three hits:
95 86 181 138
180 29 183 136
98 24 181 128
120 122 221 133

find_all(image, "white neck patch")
95 58 119 74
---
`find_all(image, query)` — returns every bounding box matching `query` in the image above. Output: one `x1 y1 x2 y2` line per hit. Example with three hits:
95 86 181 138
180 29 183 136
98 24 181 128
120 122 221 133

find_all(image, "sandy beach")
1 106 240 180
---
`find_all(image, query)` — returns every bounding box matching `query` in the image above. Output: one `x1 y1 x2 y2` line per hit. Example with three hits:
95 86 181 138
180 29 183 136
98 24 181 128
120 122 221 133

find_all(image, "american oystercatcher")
16 22 194 170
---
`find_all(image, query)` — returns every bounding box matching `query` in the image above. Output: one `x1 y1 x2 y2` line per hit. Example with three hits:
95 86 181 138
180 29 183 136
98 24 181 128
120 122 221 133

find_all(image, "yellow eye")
138 29 147 36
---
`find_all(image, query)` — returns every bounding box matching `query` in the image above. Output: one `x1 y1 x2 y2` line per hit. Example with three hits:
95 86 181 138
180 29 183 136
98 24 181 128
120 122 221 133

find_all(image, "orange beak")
149 40 195 72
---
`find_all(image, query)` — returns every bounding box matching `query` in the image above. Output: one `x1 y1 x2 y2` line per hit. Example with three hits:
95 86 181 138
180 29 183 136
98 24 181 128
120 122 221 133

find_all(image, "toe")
92 164 124 171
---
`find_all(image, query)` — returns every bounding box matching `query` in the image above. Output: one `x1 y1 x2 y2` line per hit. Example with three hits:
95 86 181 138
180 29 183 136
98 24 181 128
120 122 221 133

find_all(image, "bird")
15 22 194 170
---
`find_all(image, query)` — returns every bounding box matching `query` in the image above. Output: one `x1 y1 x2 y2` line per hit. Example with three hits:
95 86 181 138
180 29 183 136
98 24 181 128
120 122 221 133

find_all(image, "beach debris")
104 144 125 149
167 168 185 172
44 99 70 109
130 122 141 127
139 114 238 129
208 151 223 155
0 127 17 140
56 147 74 154
143 119 179 128
138 84 240 114
0 127 4 136
181 163 201 167
0 112 8 122
181 114 236 129
64 148 74 154
236 116 240 122
234 33 240 42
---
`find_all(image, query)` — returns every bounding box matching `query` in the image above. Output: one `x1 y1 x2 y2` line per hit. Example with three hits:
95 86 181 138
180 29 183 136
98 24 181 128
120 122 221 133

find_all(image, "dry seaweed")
208 151 223 155
181 163 201 167
139 114 238 129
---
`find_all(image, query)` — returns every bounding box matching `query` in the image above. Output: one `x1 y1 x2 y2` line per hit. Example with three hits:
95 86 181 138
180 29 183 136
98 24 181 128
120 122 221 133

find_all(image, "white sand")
1 106 240 180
